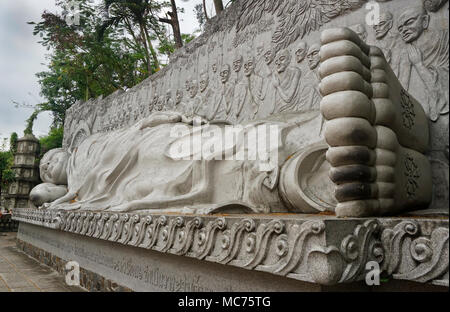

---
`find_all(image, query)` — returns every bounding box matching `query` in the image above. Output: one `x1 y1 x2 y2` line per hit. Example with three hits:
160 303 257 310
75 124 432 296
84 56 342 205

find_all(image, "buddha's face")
398 7 429 43
233 56 243 73
243 57 255 77
199 73 209 92
220 65 231 84
295 42 308 64
264 49 275 65
307 45 320 70
373 13 393 39
40 149 69 185
275 50 291 73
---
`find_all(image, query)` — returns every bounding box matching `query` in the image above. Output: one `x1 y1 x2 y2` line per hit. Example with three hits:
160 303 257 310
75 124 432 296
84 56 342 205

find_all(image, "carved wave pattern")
12 209 449 287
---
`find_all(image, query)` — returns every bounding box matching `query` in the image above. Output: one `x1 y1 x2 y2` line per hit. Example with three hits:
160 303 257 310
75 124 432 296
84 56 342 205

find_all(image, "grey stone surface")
0 232 85 292
28 0 448 218
13 208 449 289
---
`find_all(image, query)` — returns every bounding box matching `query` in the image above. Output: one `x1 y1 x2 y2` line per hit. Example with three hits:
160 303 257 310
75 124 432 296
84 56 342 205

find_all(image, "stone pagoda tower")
4 134 40 209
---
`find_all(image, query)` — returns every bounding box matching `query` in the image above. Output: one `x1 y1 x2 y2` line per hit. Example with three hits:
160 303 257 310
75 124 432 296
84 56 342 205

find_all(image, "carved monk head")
176 89 183 105
243 56 255 77
220 64 231 84
373 11 394 40
189 80 199 98
233 55 243 73
398 6 430 43
350 24 368 41
275 49 291 73
166 90 172 102
199 72 209 92
212 63 218 73
423 0 448 12
295 42 308 64
40 148 69 185
264 48 275 65
185 77 192 92
307 44 320 70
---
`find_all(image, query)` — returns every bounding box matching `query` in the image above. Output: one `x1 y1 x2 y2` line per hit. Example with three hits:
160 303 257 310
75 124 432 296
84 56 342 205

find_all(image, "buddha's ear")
422 14 430 30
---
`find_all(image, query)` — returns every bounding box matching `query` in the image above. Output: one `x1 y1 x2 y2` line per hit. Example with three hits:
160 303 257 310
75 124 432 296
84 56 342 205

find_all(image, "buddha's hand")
139 111 183 130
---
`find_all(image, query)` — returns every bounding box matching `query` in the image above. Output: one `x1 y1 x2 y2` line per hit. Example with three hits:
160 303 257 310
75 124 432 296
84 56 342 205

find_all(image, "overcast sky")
0 0 215 145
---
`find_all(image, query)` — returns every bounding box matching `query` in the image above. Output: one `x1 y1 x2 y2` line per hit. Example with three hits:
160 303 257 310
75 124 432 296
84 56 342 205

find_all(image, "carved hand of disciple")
407 44 424 66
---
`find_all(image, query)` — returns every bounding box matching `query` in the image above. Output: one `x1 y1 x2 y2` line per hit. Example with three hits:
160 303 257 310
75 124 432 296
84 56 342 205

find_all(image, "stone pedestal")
13 209 448 291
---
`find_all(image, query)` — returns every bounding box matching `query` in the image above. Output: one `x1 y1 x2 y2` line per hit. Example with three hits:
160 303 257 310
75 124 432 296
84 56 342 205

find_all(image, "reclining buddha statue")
30 28 432 218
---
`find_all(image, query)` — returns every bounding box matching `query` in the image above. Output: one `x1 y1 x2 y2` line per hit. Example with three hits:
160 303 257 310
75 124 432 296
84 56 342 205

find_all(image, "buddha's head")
40 148 69 185
398 6 430 43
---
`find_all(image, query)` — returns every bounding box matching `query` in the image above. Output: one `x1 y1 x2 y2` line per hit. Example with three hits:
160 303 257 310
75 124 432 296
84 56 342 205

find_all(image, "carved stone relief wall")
62 0 448 211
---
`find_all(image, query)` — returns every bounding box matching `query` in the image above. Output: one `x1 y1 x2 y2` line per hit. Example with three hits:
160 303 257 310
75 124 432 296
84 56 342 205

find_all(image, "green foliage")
30 0 196 129
39 127 64 156
9 133 18 154
0 139 15 192
24 110 40 135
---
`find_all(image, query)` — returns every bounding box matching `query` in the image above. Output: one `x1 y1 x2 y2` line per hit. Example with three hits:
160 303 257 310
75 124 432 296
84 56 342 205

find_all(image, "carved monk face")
40 148 69 185
243 57 255 77
199 73 209 92
350 24 368 41
275 49 291 73
398 7 430 43
185 78 191 92
233 56 243 72
295 42 308 64
189 80 198 98
212 63 218 73
176 89 183 104
373 12 394 39
220 64 231 84
264 49 275 65
423 0 447 12
307 44 320 70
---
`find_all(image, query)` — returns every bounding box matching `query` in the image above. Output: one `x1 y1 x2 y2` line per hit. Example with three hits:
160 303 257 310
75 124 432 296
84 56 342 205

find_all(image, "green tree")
31 0 150 127
0 139 15 198
39 127 64 157
9 133 18 155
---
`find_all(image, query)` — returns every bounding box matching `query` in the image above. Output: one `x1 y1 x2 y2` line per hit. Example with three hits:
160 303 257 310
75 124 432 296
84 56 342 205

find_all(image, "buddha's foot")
319 27 432 217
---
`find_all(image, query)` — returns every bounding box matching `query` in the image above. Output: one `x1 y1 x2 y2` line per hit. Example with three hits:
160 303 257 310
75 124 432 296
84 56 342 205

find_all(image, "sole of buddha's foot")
319 27 432 217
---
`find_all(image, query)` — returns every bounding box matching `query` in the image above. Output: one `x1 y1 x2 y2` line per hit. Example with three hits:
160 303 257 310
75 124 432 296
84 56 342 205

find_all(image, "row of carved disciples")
171 43 322 124
83 5 447 144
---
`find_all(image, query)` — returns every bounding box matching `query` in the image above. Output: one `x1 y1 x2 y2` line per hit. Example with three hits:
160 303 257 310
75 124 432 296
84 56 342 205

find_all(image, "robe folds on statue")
59 111 325 214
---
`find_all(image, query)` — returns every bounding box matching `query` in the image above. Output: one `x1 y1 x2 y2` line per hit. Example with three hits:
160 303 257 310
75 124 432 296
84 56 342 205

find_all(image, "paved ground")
0 232 85 292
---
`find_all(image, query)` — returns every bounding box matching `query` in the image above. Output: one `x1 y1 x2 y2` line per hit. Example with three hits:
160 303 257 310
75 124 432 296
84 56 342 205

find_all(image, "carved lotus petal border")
12 209 449 287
